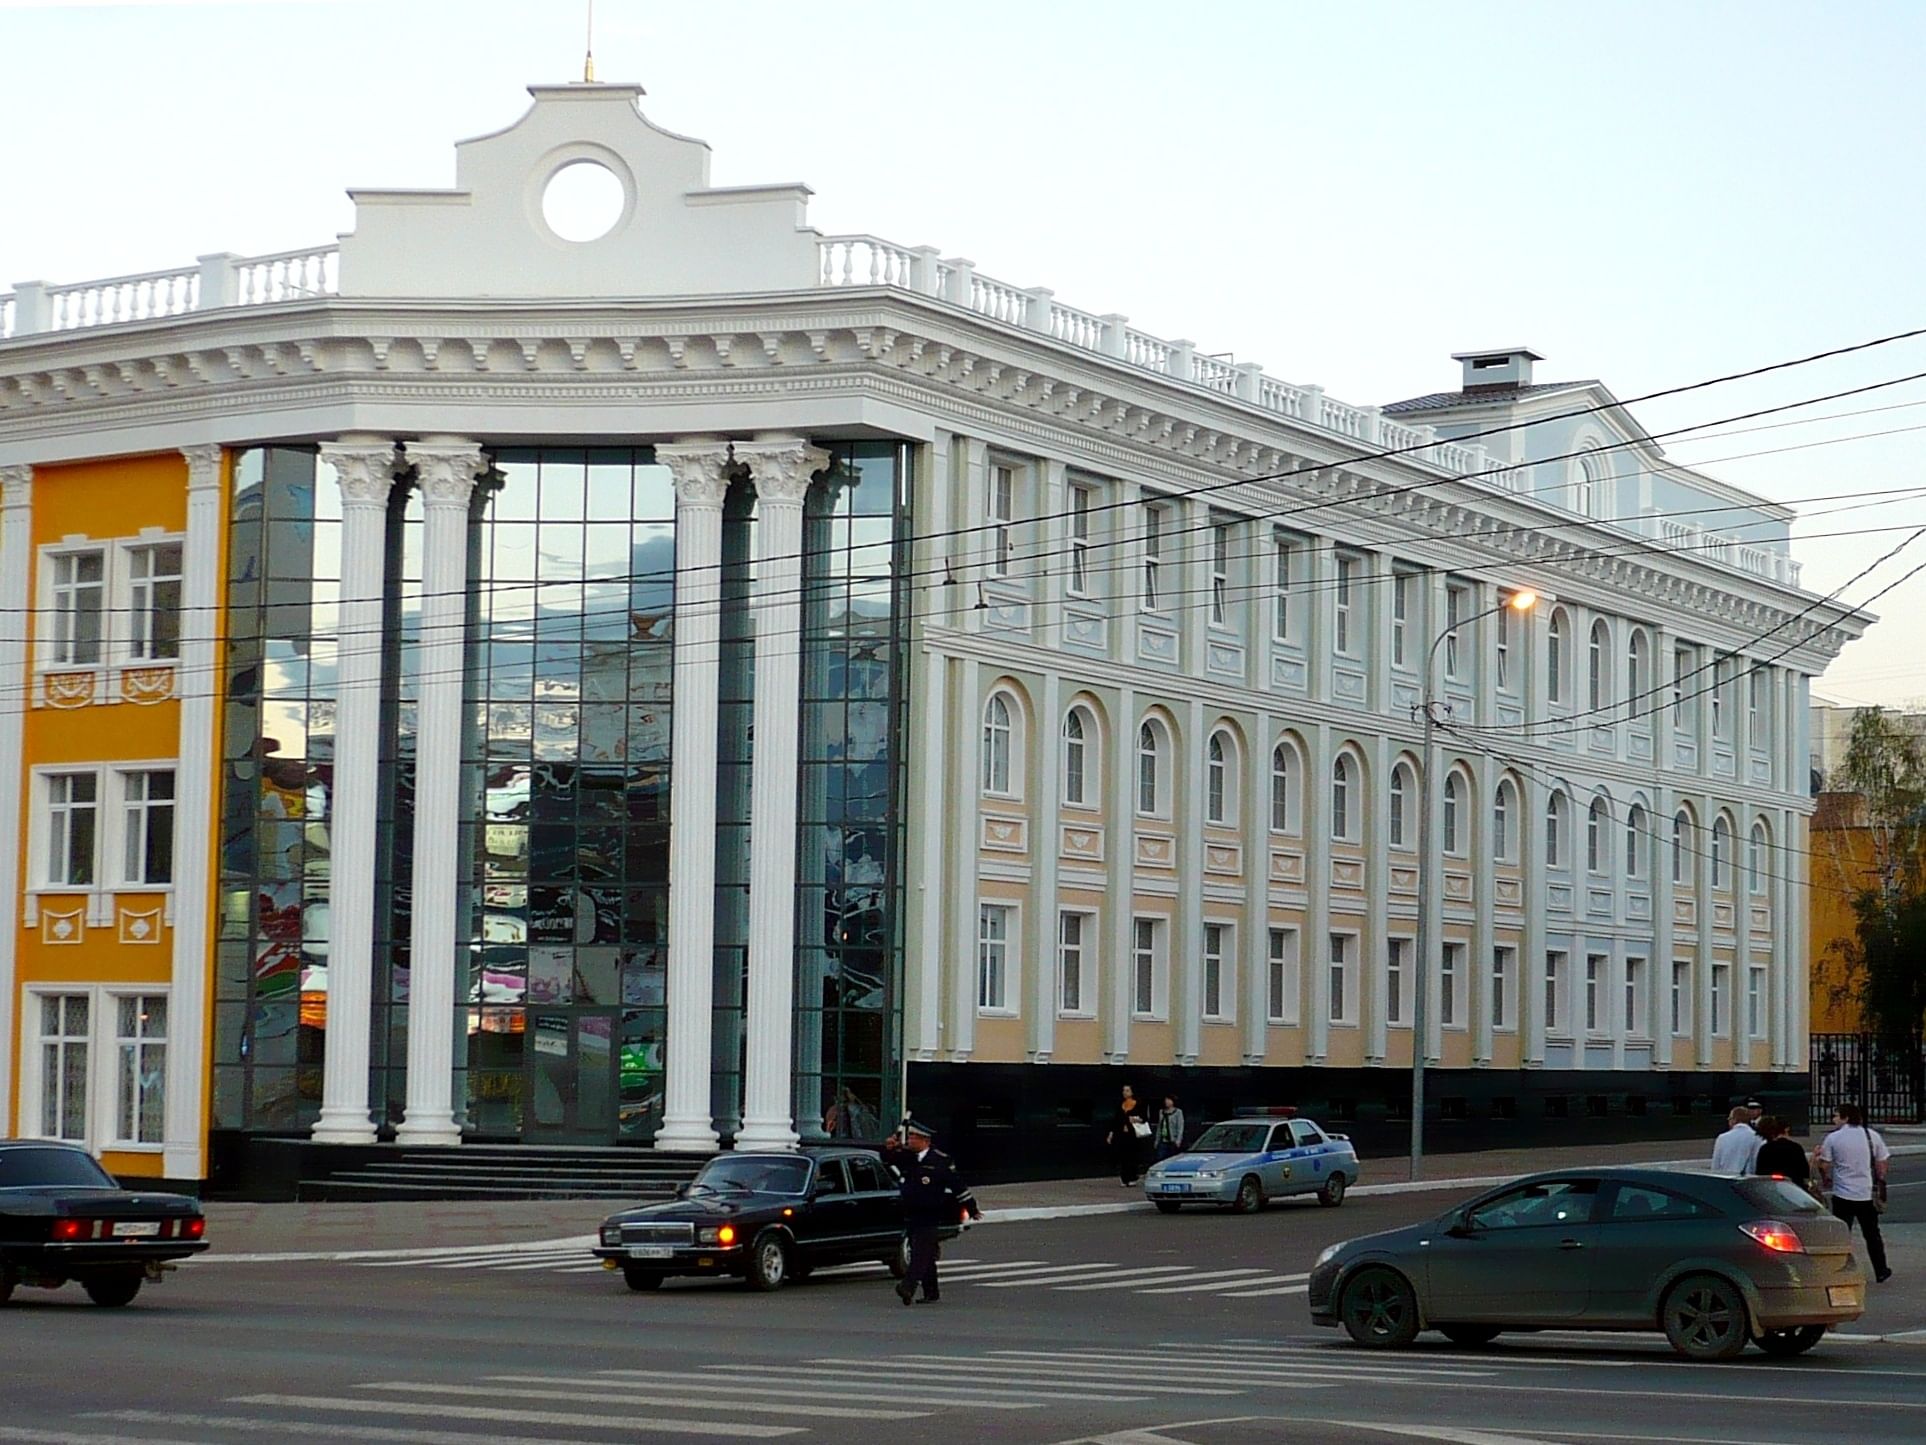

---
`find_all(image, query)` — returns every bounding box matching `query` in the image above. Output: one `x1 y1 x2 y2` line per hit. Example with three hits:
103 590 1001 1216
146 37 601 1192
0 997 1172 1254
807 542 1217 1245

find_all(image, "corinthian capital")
320 439 402 509
180 445 224 491
0 463 31 508
656 440 735 510
407 440 490 509
734 436 830 507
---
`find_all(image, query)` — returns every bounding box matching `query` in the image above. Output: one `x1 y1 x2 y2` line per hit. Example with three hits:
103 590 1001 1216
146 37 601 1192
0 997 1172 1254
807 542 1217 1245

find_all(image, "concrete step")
296 1176 662 1202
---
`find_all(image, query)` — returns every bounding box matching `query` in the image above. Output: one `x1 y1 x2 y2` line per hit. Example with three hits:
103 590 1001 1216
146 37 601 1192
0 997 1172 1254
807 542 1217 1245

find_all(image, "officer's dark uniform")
885 1123 969 1305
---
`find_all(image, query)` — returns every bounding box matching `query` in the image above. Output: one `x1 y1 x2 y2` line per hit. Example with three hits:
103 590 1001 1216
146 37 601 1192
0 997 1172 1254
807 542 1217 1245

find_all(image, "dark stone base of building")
906 1062 1812 1184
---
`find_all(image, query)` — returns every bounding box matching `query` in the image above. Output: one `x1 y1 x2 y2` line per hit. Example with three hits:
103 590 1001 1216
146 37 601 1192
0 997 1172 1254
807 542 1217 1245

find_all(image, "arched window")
1626 804 1648 879
1548 611 1567 705
1672 810 1690 884
1572 452 1601 517
1137 721 1164 816
1628 629 1649 709
982 693 1013 795
1547 792 1568 867
1493 779 1516 861
1389 763 1412 849
1587 795 1609 873
1712 815 1733 890
1206 731 1233 825
1270 743 1297 834
1332 754 1354 842
1062 708 1090 807
1443 771 1464 855
1588 621 1610 711
1750 822 1768 893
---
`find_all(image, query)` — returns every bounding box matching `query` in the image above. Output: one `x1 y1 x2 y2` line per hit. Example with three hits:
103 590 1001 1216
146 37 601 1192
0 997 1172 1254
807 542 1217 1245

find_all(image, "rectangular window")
1334 554 1357 655
1585 954 1606 1034
1210 519 1232 627
1496 600 1517 692
1387 937 1410 1027
1491 945 1516 1031
1545 950 1568 1035
1671 960 1691 1037
1272 537 1293 642
36 993 91 1142
1142 502 1165 611
1267 928 1299 1024
977 903 1012 1012
1712 660 1729 738
50 549 107 667
1202 922 1230 1020
1711 963 1730 1036
1068 484 1093 597
127 541 184 663
1444 583 1469 680
1748 667 1765 742
1674 645 1694 728
1747 966 1765 1039
120 768 176 887
1442 942 1466 1028
1328 932 1356 1025
45 771 99 887
114 994 168 1145
1625 956 1648 1037
1058 911 1089 1016
1391 570 1413 668
988 464 1015 578
1133 917 1163 1018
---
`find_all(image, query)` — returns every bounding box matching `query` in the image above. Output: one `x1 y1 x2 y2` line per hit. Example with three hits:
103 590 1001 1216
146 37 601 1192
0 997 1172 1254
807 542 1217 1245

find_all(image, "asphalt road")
4 1160 1924 1445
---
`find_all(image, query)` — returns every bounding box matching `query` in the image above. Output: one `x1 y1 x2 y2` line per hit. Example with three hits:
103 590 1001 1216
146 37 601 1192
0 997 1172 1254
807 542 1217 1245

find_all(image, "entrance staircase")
294 1144 703 1203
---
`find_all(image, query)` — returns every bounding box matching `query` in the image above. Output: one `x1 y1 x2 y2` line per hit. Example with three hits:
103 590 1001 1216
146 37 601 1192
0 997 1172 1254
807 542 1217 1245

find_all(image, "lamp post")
1411 587 1537 1181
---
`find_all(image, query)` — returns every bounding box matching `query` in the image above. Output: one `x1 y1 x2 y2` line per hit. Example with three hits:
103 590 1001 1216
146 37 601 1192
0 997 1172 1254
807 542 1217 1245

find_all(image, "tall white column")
1242 706 1272 1065
1028 669 1062 1063
312 439 399 1145
734 437 828 1151
164 447 223 1178
395 440 488 1146
1103 684 1137 1064
1174 696 1206 1066
0 465 32 1137
654 441 733 1153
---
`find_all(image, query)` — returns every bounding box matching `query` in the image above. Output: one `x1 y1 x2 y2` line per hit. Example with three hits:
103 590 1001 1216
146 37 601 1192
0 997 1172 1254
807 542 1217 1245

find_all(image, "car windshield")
1735 1177 1825 1215
0 1147 116 1189
694 1156 813 1195
1190 1124 1269 1154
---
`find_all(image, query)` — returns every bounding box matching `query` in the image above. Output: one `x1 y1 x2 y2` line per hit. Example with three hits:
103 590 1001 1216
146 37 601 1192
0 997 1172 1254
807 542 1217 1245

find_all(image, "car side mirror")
1445 1211 1477 1238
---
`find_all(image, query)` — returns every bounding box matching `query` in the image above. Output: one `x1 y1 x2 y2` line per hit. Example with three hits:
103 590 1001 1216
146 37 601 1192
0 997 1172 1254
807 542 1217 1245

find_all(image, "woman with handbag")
1105 1085 1149 1186
1815 1102 1892 1284
1154 1096 1186 1162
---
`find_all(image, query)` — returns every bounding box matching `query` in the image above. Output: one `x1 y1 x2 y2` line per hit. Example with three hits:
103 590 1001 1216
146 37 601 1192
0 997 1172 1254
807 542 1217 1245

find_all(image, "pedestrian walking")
1153 1095 1186 1162
1710 1105 1763 1173
883 1118 967 1306
1105 1085 1149 1186
1816 1102 1892 1284
1752 1116 1811 1193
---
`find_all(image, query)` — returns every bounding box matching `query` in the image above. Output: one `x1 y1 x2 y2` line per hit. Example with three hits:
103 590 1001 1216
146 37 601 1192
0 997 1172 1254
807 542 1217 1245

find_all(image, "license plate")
112 1221 161 1238
628 1245 672 1260
1828 1285 1862 1308
1160 1183 1191 1194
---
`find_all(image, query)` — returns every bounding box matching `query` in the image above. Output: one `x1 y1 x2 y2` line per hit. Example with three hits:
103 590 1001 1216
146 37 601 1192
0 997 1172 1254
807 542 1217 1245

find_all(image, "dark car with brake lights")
1308 1166 1865 1360
593 1146 964 1292
0 1140 208 1307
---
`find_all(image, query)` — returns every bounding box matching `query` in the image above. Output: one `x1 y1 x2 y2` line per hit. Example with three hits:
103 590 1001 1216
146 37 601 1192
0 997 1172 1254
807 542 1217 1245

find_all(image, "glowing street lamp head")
1508 589 1539 612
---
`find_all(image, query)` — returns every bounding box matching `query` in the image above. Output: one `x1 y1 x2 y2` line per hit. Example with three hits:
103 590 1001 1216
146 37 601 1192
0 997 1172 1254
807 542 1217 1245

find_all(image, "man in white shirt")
1710 1106 1763 1174
1816 1102 1892 1283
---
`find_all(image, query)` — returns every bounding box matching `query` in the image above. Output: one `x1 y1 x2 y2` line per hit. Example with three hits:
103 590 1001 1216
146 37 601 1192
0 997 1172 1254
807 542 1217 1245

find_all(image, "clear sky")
3 0 1923 705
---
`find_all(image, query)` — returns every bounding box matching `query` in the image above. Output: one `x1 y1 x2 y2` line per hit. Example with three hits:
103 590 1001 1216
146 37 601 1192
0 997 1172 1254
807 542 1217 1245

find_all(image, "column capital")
734 436 830 506
407 440 489 510
319 439 402 509
656 439 735 509
0 463 31 507
180 445 223 491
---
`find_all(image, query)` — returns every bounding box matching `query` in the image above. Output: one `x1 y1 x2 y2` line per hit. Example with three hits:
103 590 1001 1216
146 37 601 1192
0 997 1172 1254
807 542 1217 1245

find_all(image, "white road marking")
1198 1342 1645 1370
91 1410 647 1445
228 1394 802 1437
356 1381 921 1421
1056 1267 1274 1293
199 1235 597 1265
1327 1424 1569 1445
967 1263 1162 1287
984 1264 1200 1289
684 1366 1136 1404
987 1349 1498 1381
1129 1269 1296 1294
358 1249 585 1270
806 1358 1250 1396
0 1428 211 1445
565 1372 1041 1409
931 1258 1070 1278
1218 1282 1309 1298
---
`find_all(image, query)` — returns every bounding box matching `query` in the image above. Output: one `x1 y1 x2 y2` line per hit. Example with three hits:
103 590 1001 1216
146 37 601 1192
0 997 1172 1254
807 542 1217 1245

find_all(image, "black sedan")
1309 1166 1865 1360
1 1140 208 1307
593 1147 962 1293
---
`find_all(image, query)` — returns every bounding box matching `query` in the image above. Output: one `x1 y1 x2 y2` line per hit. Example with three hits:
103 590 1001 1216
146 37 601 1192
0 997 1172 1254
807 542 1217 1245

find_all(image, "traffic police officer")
884 1118 971 1305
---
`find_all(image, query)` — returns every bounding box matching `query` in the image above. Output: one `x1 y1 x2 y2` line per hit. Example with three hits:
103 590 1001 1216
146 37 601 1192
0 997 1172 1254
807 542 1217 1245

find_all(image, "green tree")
1828 707 1926 1042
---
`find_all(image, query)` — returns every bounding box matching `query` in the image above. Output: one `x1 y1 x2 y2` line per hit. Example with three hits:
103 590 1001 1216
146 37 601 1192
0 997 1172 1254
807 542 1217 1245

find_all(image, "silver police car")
1145 1115 1360 1214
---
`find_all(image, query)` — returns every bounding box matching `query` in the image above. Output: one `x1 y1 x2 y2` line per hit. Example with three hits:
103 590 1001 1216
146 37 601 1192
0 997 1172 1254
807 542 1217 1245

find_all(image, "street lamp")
1410 586 1537 1181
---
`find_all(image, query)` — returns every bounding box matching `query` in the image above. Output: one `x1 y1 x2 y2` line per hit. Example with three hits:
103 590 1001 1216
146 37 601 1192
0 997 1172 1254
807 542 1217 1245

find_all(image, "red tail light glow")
51 1218 89 1241
184 1217 206 1239
1740 1220 1804 1254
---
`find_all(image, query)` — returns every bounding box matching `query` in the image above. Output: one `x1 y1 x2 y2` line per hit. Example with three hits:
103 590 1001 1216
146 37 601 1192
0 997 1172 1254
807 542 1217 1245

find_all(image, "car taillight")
184 1217 206 1239
51 1218 89 1241
1741 1220 1805 1254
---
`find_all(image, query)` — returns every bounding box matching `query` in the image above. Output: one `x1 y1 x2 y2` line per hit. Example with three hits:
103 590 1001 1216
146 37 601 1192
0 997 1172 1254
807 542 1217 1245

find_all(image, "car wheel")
1341 1266 1420 1348
746 1232 789 1292
885 1237 910 1279
1232 1176 1263 1214
1438 1324 1503 1347
1154 1200 1183 1215
1662 1273 1750 1361
82 1270 142 1308
1318 1173 1349 1208
1754 1324 1827 1358
620 1266 663 1292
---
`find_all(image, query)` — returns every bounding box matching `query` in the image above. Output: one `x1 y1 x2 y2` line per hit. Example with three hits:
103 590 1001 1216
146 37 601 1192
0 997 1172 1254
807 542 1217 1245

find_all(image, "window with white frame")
1624 956 1648 1037
1749 822 1767 894
1270 743 1297 833
1588 620 1610 711
1545 950 1569 1035
121 769 176 886
1137 720 1165 816
1587 796 1608 874
1442 941 1466 1028
1711 659 1731 739
35 993 92 1141
1546 792 1567 868
1547 610 1567 704
1062 707 1092 808
1334 553 1358 655
1673 810 1691 884
1272 535 1294 642
1572 452 1599 516
1141 501 1166 611
1585 954 1606 1034
1747 965 1766 1038
1391 570 1414 668
49 548 107 667
988 464 1015 577
1491 945 1516 1031
1671 960 1691 1037
1444 583 1469 680
43 771 100 887
27 987 170 1150
977 903 1014 1012
1331 753 1357 843
1387 936 1411 1027
1132 916 1165 1018
1203 922 1231 1021
1712 816 1733 890
1328 932 1357 1025
981 693 1015 796
127 541 183 663
1711 962 1730 1035
1625 804 1648 880
1497 597 1518 692
1058 910 1092 1016
1206 731 1234 826
114 993 168 1145
1493 779 1515 862
1748 667 1766 743
1443 772 1464 855
1068 484 1093 596
36 765 178 894
1388 763 1411 849
1673 645 1695 728
1268 927 1299 1024
1627 629 1648 710
1209 519 1233 626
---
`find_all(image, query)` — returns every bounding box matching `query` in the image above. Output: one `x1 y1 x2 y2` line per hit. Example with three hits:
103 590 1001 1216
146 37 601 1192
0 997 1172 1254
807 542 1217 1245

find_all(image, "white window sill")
975 1007 1019 1019
1131 1013 1167 1023
1265 1018 1296 1028
1202 1016 1234 1026
1055 1011 1096 1021
102 1142 165 1155
1492 1024 1518 1034
1328 1019 1360 1029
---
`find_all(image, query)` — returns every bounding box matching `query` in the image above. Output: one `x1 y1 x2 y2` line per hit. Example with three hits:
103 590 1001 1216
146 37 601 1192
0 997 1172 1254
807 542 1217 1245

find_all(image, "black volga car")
593 1147 962 1292
1 1140 208 1307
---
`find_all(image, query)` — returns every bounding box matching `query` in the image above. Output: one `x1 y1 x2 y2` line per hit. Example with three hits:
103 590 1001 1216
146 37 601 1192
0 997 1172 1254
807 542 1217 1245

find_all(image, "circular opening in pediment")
541 160 626 243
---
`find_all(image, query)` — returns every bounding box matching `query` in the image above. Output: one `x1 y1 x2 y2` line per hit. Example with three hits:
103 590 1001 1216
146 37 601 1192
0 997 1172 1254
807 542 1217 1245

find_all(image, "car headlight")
1315 1243 1343 1268
1194 1170 1222 1181
600 1225 621 1246
697 1225 739 1246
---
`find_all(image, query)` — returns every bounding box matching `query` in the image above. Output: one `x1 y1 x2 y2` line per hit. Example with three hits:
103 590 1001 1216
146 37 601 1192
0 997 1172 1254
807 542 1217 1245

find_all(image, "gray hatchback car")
1308 1166 1866 1360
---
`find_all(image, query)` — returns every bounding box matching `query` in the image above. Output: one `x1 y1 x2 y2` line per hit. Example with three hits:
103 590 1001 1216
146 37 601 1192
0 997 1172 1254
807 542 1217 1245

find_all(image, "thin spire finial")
583 0 596 82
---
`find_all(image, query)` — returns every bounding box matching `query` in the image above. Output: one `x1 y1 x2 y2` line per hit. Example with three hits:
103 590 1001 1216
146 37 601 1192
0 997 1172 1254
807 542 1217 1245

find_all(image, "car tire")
746 1232 790 1292
885 1237 910 1279
1340 1266 1421 1349
1754 1324 1827 1358
82 1270 142 1308
1154 1200 1183 1215
1662 1273 1750 1361
1438 1324 1503 1347
1231 1176 1263 1214
620 1266 664 1292
1318 1174 1348 1208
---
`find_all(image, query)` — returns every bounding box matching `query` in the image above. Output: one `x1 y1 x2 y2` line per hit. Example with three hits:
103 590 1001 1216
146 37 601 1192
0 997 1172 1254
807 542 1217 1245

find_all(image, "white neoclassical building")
0 81 1865 1191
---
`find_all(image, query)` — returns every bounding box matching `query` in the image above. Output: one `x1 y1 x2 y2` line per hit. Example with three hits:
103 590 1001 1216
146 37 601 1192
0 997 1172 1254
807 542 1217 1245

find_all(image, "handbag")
1131 1117 1152 1139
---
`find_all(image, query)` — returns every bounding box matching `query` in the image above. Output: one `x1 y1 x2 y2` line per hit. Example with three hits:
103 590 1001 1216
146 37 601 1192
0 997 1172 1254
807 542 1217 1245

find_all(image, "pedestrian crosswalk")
348 1243 1314 1299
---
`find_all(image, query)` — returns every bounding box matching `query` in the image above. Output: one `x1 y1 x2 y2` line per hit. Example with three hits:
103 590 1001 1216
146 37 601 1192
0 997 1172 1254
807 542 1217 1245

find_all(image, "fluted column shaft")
0 465 33 1139
397 440 489 1146
734 437 828 1151
313 440 400 1144
654 441 732 1153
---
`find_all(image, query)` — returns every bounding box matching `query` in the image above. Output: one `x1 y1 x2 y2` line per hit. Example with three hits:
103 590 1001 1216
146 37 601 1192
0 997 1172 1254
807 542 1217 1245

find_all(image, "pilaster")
1521 767 1548 1065
1471 751 1496 1065
0 465 32 1137
1365 732 1391 1064
1103 684 1136 1063
1305 722 1331 1063
1028 668 1062 1063
949 658 982 1063
1174 695 1206 1066
1242 706 1271 1065
1653 779 1676 1068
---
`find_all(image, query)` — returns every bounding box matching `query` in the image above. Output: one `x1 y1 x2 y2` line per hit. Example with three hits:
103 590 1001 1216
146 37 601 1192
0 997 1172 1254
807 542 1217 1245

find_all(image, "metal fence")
1810 1032 1924 1124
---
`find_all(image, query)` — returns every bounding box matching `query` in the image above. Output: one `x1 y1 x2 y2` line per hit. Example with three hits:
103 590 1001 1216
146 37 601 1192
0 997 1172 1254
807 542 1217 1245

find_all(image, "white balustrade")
1257 376 1303 417
235 247 338 305
46 266 200 331
0 293 12 340
969 273 1030 326
1192 353 1239 394
817 234 917 289
1049 302 1108 353
1124 329 1172 373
